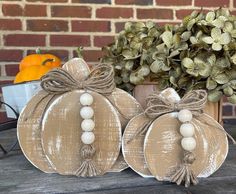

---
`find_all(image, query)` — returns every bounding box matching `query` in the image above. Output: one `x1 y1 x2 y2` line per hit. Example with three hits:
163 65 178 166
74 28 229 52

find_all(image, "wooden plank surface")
1 128 236 194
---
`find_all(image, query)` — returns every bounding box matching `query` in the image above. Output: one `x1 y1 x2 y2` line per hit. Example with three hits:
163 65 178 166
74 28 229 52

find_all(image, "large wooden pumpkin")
17 58 142 176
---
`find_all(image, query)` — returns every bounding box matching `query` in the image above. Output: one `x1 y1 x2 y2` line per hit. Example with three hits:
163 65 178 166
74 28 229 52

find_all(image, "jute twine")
128 89 235 187
41 64 115 95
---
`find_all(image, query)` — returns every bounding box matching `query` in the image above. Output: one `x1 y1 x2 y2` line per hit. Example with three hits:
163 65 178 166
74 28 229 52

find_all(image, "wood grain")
107 88 143 172
144 113 228 182
17 90 55 173
41 90 122 175
122 113 152 177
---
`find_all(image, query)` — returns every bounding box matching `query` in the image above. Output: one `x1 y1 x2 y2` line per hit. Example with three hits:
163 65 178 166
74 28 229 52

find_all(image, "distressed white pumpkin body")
41 90 122 175
144 112 228 181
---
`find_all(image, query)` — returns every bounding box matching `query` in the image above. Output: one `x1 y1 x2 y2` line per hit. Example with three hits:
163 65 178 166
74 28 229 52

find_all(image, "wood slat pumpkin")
123 88 229 187
144 113 228 181
17 58 143 176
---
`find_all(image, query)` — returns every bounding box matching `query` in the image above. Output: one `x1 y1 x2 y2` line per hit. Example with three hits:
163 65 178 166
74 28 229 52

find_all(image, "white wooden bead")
81 132 95 144
181 137 196 151
178 109 193 123
180 123 195 137
81 119 95 131
80 107 94 119
80 93 93 106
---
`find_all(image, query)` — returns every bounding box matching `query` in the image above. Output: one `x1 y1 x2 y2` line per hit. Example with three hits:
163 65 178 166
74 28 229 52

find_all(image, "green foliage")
101 8 236 103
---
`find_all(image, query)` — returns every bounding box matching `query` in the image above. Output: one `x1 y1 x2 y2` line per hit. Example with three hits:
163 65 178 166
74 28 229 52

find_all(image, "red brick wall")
0 0 235 121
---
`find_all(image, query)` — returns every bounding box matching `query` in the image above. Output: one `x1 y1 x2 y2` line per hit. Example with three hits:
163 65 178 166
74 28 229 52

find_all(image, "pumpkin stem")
77 47 83 58
36 48 41 54
42 58 54 66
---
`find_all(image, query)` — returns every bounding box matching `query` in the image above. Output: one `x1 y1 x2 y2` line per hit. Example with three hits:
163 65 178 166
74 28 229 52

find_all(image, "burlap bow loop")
145 90 207 119
41 64 116 96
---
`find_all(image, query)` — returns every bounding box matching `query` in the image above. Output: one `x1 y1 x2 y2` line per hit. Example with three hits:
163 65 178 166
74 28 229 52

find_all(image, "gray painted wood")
1 128 236 193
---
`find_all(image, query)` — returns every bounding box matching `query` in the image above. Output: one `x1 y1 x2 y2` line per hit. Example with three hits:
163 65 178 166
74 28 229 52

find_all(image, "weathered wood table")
1 126 236 194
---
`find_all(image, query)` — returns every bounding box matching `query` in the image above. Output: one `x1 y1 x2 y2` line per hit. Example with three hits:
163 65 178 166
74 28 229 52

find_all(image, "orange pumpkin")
14 65 52 84
19 52 61 71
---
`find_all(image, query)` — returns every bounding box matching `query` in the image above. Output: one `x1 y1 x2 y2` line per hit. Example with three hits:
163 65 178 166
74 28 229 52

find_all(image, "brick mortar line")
0 1 189 8
1 66 6 76
0 0 233 10
0 20 182 35
0 76 15 80
46 34 49 47
0 16 185 21
1 31 118 35
110 21 115 33
229 0 234 9
153 0 156 6
47 3 51 17
173 9 177 20
90 35 94 47
0 1 230 10
223 116 236 118
0 47 99 50
91 4 96 19
0 3 2 16
224 102 236 106
133 6 137 19
22 17 26 31
0 46 103 50
0 61 106 66
0 35 3 48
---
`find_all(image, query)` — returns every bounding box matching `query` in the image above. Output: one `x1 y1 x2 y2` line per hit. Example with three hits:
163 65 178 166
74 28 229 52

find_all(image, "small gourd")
14 49 61 84
19 49 61 71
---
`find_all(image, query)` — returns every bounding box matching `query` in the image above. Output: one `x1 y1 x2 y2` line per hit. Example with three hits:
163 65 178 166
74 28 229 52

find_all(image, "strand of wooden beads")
170 109 198 187
178 109 196 152
80 92 95 145
76 92 99 177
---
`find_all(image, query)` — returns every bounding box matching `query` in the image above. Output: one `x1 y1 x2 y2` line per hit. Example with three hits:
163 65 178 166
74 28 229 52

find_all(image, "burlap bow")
127 90 207 143
41 64 116 95
145 90 207 119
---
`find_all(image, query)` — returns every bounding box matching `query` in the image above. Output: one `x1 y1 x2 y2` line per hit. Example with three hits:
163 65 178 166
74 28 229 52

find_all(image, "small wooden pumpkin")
19 50 61 71
144 112 228 184
123 88 230 187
